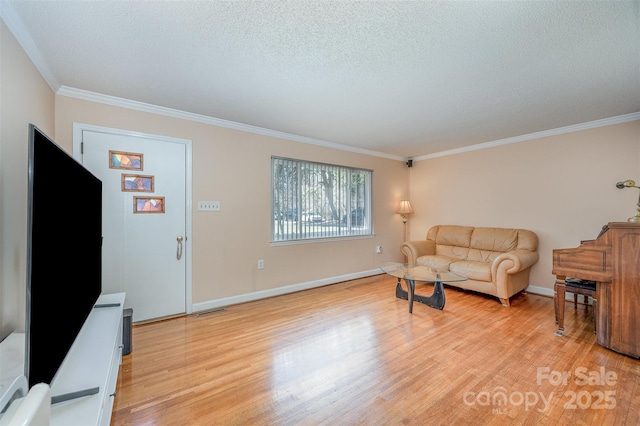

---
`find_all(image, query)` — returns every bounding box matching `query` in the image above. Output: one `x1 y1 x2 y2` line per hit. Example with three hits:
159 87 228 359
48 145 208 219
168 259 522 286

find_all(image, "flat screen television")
25 123 103 389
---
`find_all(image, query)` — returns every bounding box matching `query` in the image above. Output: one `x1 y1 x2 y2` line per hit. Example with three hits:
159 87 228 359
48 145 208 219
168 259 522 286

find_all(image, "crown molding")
1 0 60 91
413 112 640 162
56 86 405 161
56 85 640 165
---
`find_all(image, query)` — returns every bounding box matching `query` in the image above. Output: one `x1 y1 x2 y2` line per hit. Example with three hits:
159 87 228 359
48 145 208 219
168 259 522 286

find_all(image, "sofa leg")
500 298 510 306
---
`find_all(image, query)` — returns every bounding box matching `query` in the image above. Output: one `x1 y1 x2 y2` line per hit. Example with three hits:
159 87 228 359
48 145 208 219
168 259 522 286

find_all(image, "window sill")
270 234 375 246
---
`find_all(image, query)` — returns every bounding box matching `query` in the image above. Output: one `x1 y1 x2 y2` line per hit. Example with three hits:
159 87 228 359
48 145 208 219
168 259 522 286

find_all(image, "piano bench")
565 278 596 310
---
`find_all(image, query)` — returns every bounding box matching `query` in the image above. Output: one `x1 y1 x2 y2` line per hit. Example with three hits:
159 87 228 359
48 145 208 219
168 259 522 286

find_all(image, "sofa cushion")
416 255 459 271
436 245 470 259
466 228 518 263
434 225 473 247
516 229 538 251
450 260 492 282
470 227 518 252
466 248 502 263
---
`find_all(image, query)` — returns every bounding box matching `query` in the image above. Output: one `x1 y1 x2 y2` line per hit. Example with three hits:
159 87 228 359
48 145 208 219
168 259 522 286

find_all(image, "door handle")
176 236 183 260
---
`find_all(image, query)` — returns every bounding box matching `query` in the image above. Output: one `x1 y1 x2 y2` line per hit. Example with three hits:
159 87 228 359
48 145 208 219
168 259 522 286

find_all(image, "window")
272 157 372 242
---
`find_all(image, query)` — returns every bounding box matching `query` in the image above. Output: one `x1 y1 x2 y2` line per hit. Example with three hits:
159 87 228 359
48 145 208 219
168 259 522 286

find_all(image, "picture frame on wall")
133 196 165 213
109 150 143 170
121 174 154 192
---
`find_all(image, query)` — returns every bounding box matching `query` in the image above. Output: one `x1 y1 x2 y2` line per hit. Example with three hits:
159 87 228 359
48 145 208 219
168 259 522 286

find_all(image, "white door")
74 124 191 322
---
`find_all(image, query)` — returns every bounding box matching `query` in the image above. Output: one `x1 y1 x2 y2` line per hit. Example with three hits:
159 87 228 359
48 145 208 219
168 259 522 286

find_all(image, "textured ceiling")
4 0 640 159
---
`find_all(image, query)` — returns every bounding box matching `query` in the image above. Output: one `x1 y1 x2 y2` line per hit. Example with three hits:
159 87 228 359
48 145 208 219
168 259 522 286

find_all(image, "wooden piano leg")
554 279 566 336
592 296 597 334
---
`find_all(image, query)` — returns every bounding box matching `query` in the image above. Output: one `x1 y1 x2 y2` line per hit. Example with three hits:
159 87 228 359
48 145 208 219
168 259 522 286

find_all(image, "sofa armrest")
491 249 539 303
491 249 539 276
400 240 436 265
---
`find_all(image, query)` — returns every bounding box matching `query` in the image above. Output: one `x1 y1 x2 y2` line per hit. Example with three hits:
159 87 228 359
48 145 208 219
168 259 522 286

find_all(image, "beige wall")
0 21 55 340
408 120 640 294
54 96 409 306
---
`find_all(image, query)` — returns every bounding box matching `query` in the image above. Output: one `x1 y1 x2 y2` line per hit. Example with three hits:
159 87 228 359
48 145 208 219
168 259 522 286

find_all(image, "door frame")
72 122 193 315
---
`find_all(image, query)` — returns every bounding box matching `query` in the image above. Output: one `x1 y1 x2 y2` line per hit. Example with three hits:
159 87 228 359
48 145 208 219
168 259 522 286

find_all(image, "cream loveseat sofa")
400 225 539 306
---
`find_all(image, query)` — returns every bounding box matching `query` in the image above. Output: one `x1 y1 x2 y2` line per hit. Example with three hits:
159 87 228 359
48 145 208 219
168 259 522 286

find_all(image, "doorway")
73 123 192 322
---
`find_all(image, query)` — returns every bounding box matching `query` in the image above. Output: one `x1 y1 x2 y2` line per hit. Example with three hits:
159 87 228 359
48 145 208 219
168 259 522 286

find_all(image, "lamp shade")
397 200 414 215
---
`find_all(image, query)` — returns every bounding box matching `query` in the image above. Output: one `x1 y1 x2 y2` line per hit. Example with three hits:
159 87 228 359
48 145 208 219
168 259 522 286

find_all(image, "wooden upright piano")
552 222 640 358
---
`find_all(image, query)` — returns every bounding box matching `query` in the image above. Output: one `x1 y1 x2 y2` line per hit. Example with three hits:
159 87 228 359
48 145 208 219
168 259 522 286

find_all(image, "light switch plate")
198 201 220 211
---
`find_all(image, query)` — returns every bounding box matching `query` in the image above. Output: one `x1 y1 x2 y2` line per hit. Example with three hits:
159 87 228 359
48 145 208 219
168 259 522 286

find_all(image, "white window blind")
272 157 372 242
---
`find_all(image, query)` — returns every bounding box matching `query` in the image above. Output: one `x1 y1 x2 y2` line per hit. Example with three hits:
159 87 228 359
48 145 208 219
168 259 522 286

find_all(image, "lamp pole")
398 200 413 242
402 214 408 241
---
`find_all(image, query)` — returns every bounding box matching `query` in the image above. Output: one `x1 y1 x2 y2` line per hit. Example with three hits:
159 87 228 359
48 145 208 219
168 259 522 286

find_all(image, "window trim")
271 156 373 243
270 233 375 247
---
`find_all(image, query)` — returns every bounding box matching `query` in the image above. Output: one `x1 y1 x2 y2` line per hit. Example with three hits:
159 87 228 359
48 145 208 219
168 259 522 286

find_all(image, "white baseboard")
525 285 554 298
192 269 382 314
193 279 590 314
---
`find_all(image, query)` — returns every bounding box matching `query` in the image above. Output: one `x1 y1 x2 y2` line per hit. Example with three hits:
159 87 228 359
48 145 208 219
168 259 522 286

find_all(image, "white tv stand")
0 292 125 426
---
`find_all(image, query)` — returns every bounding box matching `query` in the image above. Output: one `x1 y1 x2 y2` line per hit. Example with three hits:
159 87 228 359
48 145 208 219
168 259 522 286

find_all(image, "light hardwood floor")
111 274 640 425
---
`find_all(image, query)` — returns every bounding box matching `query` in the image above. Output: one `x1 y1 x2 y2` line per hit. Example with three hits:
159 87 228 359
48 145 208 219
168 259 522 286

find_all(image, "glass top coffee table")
379 262 467 313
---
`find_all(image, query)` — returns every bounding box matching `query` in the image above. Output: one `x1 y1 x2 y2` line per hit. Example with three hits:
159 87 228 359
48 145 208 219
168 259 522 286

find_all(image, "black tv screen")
25 124 103 388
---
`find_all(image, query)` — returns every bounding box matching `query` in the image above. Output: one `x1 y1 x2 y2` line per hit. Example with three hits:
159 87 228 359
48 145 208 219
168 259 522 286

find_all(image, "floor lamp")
398 200 414 242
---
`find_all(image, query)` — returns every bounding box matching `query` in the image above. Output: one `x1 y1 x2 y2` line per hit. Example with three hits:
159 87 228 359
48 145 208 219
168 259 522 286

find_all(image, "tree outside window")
272 157 372 242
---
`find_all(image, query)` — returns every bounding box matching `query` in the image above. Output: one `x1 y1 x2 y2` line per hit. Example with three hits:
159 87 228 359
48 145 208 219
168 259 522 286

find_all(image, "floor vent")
196 308 227 317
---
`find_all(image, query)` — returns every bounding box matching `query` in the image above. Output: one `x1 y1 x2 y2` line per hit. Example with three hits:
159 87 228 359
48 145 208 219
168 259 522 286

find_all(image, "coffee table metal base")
395 279 445 312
